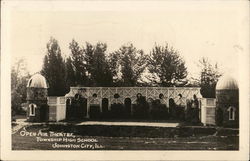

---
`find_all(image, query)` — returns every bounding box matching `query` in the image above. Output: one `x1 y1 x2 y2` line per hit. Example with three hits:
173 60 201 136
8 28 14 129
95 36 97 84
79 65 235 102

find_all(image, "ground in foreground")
12 123 238 150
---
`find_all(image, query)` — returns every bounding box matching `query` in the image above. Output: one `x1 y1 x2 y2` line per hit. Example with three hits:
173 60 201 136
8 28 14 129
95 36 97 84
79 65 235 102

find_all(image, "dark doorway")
102 98 109 118
124 98 131 118
102 98 109 113
216 108 223 126
66 98 71 120
169 98 176 119
40 104 48 122
79 96 87 119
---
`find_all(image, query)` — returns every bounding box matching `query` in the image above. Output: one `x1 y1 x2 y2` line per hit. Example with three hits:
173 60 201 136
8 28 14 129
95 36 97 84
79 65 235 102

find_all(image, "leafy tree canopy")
41 37 67 96
198 57 221 98
110 43 147 86
83 42 113 86
147 44 187 87
69 39 87 86
11 58 30 115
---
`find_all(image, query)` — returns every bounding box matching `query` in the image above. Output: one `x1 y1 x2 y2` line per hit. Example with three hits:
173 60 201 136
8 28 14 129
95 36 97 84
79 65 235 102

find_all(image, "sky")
6 1 249 80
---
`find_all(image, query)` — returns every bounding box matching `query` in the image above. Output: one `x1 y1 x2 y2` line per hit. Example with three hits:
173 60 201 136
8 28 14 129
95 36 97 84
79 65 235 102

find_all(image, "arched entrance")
66 98 71 120
79 96 87 119
102 98 109 118
40 104 48 122
124 98 131 118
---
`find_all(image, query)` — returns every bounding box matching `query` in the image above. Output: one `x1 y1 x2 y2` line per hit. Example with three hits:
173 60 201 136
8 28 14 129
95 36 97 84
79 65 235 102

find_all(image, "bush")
110 103 124 118
150 100 169 120
89 105 101 119
133 103 149 119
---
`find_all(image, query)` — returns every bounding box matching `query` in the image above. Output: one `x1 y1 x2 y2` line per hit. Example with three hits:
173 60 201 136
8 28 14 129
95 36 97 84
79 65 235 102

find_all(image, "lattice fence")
65 87 202 105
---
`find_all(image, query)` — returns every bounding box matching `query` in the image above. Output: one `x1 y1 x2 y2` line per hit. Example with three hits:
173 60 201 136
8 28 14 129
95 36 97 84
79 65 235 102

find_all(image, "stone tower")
26 73 48 122
216 75 239 127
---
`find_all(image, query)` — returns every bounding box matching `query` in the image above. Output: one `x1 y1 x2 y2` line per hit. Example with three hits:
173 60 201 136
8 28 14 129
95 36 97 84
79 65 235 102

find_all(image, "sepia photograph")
1 0 249 160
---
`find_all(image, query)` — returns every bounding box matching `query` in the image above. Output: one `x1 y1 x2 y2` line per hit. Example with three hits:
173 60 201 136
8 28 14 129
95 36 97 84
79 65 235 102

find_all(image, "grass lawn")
12 124 239 150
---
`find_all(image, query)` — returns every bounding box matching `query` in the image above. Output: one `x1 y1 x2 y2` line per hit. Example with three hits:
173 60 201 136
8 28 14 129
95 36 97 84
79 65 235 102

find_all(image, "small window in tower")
228 106 236 121
29 103 37 116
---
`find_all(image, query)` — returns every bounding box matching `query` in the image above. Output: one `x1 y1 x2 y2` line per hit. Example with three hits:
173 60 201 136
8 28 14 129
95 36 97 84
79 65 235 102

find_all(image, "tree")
198 57 221 98
108 51 122 86
83 42 95 85
110 43 147 86
41 37 67 96
69 39 88 86
65 57 75 92
11 58 30 116
147 44 187 87
83 42 113 86
68 40 114 87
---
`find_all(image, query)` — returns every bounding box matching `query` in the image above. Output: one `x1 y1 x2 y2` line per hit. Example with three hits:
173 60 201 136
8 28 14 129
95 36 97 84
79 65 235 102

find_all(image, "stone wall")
216 89 239 127
26 88 48 122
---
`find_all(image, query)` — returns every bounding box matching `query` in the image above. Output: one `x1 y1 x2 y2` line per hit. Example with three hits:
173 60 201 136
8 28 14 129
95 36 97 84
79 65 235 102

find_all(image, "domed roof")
216 75 238 90
27 73 48 88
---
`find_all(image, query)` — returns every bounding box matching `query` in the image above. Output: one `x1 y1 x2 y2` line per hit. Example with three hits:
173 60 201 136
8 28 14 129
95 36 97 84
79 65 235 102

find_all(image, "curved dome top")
216 75 238 90
27 73 48 88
